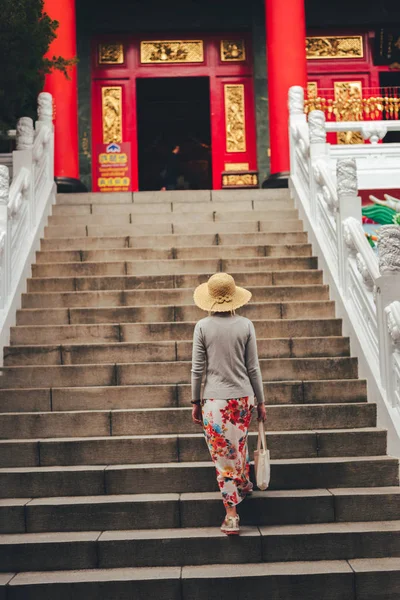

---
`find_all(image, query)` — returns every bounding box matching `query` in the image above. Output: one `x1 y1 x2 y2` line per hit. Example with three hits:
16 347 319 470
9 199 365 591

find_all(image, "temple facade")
42 0 400 192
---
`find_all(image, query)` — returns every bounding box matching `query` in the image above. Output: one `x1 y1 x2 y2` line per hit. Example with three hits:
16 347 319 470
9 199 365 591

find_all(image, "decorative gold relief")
222 173 258 187
221 40 246 61
307 82 318 99
306 36 363 59
334 81 364 144
140 41 204 63
224 84 246 153
102 87 123 144
99 43 124 64
224 162 249 171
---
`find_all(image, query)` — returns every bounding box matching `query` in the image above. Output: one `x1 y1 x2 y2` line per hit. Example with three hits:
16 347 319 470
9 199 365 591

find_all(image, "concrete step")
4 337 350 366
20 284 329 309
0 403 375 439
1 521 400 573
3 558 399 600
0 427 386 468
47 208 299 226
35 243 312 264
44 219 304 238
10 318 343 345
52 198 295 217
31 256 318 278
0 379 368 413
40 231 308 251
15 300 335 326
17 300 335 326
51 208 299 225
0 457 397 499
26 269 325 292
55 188 290 204
2 486 399 535
0 356 358 388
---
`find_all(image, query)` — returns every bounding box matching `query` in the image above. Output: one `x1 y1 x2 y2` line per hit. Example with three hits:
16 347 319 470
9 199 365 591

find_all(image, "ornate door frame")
91 34 257 191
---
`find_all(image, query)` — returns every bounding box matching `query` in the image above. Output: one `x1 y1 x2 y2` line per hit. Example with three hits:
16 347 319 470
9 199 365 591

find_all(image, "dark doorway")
380 72 400 144
136 77 212 191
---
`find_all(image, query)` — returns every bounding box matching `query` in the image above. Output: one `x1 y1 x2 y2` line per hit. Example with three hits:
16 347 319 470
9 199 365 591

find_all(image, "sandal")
221 515 240 536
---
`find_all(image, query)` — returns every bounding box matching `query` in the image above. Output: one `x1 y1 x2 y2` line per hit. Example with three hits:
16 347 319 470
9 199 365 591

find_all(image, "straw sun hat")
193 273 252 313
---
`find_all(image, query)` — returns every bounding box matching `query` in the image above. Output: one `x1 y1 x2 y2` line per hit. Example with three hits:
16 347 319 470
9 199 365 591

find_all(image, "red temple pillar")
43 0 81 188
265 0 307 178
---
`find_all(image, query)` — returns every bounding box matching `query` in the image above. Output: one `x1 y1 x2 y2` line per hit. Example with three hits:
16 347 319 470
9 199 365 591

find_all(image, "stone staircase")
0 188 399 599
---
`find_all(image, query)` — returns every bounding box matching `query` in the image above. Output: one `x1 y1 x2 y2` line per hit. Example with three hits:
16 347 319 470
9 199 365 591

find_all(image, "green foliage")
0 0 75 131
393 213 400 226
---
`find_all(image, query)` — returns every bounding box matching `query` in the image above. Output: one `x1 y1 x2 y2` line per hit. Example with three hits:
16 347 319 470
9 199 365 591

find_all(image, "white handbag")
254 421 271 490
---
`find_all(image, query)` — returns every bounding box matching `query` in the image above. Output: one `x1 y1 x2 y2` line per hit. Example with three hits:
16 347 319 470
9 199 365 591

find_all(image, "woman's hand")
257 403 267 422
192 404 202 425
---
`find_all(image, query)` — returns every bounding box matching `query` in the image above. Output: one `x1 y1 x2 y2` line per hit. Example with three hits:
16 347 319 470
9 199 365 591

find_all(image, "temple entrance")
136 77 212 191
92 33 257 191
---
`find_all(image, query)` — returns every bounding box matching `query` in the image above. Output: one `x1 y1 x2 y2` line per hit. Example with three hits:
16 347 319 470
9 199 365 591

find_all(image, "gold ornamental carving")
334 81 364 144
222 173 258 187
221 40 246 62
102 87 123 144
224 84 246 153
306 36 363 59
224 162 249 171
140 41 204 63
307 82 318 99
99 43 124 64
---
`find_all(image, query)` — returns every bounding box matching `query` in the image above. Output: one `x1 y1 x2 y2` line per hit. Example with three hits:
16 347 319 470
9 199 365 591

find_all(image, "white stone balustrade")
289 86 400 456
302 113 400 190
0 93 55 354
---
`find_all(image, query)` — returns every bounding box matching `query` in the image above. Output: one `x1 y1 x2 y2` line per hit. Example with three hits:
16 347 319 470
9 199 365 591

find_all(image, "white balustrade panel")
329 144 400 191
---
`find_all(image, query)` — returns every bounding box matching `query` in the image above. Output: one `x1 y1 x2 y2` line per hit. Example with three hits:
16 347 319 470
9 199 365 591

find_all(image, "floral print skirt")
202 396 254 508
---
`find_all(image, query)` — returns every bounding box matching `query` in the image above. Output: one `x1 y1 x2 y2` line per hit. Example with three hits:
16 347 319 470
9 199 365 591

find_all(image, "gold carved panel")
334 81 364 144
99 43 124 64
102 87 123 144
224 84 246 153
306 36 364 59
221 40 246 62
140 41 204 63
307 82 318 99
222 173 258 187
224 162 249 171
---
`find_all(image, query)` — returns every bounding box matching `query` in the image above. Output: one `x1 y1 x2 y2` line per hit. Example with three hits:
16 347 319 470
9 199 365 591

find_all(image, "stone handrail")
0 93 56 355
289 85 400 456
325 120 400 144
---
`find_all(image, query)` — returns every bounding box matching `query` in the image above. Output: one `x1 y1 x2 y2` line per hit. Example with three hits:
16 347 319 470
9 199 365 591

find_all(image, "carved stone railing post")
288 86 306 195
37 92 54 185
376 228 400 400
336 158 362 293
37 92 53 125
308 110 327 221
376 278 400 402
14 117 35 228
0 166 10 308
384 301 400 410
16 117 34 151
